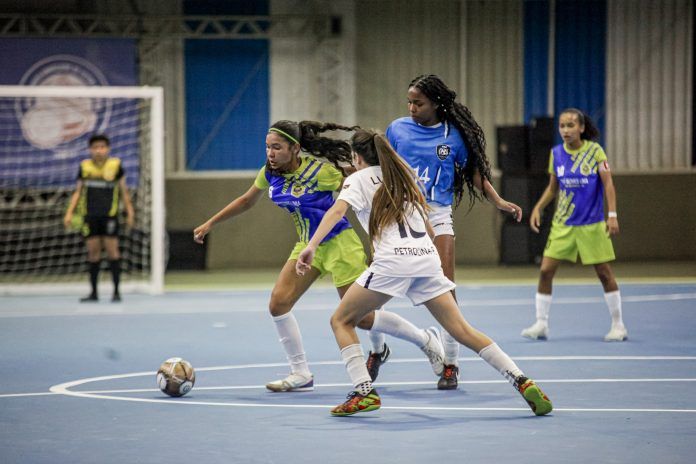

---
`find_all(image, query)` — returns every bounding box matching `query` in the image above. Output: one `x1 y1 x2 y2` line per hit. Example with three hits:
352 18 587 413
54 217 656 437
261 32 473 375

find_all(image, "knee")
268 293 293 317
329 312 342 332
539 267 556 282
330 311 352 332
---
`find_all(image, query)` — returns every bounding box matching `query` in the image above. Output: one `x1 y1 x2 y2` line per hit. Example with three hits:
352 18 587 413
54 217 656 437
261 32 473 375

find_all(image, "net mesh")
0 93 153 285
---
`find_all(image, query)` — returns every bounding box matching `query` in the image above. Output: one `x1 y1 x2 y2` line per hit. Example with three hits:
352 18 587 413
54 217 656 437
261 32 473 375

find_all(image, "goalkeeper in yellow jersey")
522 109 627 342
64 134 134 302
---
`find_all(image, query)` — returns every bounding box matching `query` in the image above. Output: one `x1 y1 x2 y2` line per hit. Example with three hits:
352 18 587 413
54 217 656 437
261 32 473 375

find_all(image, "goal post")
0 85 165 295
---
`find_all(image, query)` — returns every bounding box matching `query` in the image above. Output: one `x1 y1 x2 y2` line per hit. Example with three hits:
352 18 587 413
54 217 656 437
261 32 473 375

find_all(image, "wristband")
608 211 617 218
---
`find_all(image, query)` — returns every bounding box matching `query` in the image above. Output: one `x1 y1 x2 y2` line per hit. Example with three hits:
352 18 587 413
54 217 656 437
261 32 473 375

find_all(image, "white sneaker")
521 321 549 340
420 327 445 376
604 325 628 342
265 372 314 392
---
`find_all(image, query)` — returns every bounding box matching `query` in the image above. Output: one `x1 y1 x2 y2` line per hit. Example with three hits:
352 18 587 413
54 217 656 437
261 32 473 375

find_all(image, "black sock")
109 259 121 295
88 261 101 296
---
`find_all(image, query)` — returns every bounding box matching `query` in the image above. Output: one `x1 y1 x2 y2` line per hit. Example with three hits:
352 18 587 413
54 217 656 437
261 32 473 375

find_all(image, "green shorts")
289 228 367 287
544 221 615 265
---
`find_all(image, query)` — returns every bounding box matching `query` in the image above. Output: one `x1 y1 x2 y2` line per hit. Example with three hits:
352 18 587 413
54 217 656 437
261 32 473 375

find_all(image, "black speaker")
500 212 552 265
497 125 529 173
528 116 555 173
500 222 533 264
500 173 549 217
167 229 207 270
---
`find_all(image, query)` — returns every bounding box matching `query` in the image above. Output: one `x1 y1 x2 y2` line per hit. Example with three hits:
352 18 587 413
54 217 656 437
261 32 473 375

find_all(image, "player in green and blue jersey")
193 120 445 392
522 109 628 342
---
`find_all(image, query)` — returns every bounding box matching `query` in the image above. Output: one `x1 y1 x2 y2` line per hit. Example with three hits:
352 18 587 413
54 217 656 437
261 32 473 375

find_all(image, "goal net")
0 85 164 295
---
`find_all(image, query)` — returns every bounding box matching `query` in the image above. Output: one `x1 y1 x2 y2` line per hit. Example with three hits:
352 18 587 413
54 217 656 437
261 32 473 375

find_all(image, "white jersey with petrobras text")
337 166 441 277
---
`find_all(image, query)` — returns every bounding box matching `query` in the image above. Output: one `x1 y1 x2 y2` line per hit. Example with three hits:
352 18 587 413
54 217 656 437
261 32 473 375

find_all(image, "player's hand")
606 217 620 236
529 208 541 233
296 246 316 276
126 212 135 229
63 212 72 229
193 222 212 244
495 198 522 222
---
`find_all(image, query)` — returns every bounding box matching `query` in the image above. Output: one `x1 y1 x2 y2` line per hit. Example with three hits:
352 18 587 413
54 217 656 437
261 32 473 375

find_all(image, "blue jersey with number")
254 156 350 243
386 117 468 206
549 140 608 226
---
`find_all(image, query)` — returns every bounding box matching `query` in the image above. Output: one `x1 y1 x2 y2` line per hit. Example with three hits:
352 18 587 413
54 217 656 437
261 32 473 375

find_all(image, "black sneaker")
80 294 98 303
437 364 459 390
112 293 122 302
366 344 391 381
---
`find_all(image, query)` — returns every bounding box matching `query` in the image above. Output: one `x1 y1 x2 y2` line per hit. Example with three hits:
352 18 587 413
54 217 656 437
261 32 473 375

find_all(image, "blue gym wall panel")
524 0 551 123
554 0 607 145
183 0 270 171
184 40 269 170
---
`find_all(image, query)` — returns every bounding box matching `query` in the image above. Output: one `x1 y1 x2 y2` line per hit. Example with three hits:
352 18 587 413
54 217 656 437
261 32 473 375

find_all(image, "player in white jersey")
296 129 552 417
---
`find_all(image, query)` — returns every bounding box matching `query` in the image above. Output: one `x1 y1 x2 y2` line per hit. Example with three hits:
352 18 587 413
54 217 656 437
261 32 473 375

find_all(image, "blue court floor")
1 282 695 463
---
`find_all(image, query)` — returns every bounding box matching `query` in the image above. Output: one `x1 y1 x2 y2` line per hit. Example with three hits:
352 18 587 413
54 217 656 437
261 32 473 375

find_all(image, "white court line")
40 390 696 414
2 292 695 318
6 376 696 399
3 356 693 399
35 356 696 414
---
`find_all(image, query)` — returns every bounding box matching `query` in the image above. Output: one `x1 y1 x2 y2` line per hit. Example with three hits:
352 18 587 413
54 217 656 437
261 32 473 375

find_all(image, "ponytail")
351 129 428 243
267 120 359 175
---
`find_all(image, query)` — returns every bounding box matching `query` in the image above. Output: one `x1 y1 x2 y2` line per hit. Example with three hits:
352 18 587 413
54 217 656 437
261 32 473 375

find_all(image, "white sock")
341 343 372 389
478 343 523 385
272 312 311 377
370 310 428 347
604 290 624 326
367 310 386 353
442 329 460 366
536 292 552 324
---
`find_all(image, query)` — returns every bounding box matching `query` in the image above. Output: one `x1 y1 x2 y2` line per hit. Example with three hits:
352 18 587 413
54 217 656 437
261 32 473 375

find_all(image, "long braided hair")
351 129 429 243
560 108 601 141
267 120 358 175
409 74 492 208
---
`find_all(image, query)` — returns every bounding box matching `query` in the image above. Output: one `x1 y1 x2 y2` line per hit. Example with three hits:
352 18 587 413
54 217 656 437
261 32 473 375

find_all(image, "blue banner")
0 38 138 188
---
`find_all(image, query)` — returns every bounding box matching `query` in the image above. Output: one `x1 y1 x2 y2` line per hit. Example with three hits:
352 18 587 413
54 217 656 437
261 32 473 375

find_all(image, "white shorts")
428 204 454 237
355 269 456 306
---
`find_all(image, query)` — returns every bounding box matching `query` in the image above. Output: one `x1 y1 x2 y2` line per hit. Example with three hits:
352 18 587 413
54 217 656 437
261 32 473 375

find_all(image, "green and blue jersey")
254 156 350 243
549 140 608 226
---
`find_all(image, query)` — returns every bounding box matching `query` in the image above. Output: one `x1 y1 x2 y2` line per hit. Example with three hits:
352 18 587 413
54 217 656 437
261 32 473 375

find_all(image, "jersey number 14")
413 166 430 184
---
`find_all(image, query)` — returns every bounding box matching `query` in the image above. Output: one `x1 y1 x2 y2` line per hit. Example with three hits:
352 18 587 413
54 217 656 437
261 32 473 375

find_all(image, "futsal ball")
157 357 195 397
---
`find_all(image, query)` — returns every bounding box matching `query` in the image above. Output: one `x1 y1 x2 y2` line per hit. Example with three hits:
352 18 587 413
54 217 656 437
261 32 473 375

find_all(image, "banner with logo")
0 38 138 188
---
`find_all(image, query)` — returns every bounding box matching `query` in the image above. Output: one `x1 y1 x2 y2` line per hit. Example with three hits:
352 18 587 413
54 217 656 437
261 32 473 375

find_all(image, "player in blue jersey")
521 108 627 342
386 74 523 390
193 120 445 392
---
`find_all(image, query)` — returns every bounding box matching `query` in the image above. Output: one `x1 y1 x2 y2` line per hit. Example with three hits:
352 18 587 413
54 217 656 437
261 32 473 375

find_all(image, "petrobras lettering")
392 246 437 256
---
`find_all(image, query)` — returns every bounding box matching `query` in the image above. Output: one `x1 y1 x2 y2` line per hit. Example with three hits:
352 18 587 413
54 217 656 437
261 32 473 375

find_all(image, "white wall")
606 0 693 171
